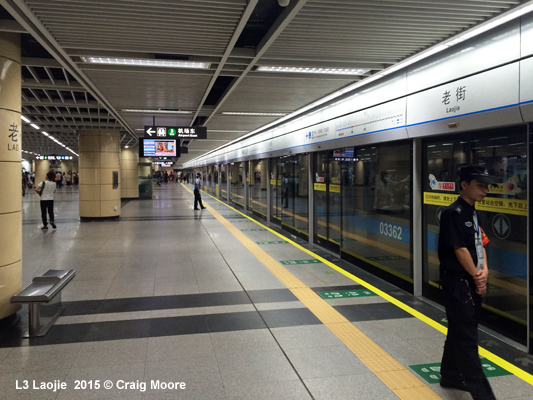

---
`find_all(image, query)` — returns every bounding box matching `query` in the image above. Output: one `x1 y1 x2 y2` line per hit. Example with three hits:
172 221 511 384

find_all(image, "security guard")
193 172 206 210
438 165 497 400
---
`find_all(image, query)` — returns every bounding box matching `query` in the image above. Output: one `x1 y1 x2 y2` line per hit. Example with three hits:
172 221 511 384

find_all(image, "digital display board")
139 139 179 157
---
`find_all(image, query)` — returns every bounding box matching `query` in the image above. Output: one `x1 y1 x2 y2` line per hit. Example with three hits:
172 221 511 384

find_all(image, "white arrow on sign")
146 127 155 136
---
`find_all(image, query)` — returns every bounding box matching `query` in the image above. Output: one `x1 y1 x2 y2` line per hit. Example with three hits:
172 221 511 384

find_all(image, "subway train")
184 14 532 349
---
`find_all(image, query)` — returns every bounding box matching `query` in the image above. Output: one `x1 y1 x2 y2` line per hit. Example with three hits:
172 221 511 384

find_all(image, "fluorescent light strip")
21 115 31 123
257 66 370 76
221 112 286 116
82 57 210 70
122 109 193 114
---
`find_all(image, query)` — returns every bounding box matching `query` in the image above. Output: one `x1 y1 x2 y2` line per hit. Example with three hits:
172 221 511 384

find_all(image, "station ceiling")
0 0 526 166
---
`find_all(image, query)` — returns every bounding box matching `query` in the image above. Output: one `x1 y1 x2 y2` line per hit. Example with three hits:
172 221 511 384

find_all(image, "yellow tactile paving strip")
185 185 533 389
184 186 442 399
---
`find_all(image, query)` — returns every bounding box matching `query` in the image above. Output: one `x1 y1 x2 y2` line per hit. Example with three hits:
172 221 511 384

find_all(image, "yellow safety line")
183 185 442 399
190 185 533 386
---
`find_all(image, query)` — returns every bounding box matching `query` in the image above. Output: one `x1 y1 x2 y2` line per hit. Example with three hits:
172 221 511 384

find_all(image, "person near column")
35 171 57 230
193 172 206 210
438 165 497 400
22 172 27 197
65 170 72 186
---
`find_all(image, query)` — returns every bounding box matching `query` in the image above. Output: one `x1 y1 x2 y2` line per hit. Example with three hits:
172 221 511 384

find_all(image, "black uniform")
193 176 205 210
439 196 495 400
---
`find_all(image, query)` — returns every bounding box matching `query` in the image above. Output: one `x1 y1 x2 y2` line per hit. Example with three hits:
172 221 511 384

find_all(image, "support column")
0 32 22 322
79 130 121 219
121 147 139 199
61 160 74 173
34 159 50 186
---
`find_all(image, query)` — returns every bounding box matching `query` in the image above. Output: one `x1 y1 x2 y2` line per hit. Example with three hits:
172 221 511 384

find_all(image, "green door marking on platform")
481 360 512 378
367 255 405 261
318 289 377 299
256 241 289 245
409 363 442 384
410 360 511 384
441 318 448 323
280 259 322 265
240 228 267 231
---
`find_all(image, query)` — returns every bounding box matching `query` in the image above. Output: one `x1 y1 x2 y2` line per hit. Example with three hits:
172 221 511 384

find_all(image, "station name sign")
36 155 74 160
144 126 207 139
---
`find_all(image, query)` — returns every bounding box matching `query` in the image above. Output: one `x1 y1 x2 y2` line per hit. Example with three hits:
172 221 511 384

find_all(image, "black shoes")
440 377 469 392
201 207 206 210
194 208 200 210
51 221 56 229
41 225 48 230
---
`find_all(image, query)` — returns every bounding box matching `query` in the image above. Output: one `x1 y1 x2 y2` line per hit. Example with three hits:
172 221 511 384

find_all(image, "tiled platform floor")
1 182 532 399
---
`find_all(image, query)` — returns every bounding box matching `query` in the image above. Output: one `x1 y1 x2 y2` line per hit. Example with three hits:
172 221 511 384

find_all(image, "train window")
249 160 267 219
422 125 528 344
313 142 413 289
340 142 413 288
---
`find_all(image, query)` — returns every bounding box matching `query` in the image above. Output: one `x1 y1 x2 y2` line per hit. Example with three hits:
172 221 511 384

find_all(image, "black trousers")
282 189 288 207
441 272 495 399
40 200 54 225
194 188 204 209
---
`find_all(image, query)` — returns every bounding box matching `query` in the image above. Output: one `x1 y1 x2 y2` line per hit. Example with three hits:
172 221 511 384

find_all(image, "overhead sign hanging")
144 126 207 139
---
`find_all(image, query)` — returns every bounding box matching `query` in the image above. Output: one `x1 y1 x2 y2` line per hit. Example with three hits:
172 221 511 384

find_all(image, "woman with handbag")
35 171 57 230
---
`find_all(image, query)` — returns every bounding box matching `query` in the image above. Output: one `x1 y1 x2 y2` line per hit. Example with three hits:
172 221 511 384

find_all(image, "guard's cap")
459 165 498 185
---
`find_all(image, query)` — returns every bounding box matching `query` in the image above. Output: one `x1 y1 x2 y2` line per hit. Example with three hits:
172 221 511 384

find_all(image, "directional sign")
144 126 207 139
36 155 74 160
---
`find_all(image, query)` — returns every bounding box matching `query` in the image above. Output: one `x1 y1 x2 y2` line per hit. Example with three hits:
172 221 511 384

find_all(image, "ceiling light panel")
122 109 193 114
221 112 287 116
257 66 370 75
81 57 210 70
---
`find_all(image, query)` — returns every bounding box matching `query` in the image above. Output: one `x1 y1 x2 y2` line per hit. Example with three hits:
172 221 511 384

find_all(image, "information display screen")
139 139 179 157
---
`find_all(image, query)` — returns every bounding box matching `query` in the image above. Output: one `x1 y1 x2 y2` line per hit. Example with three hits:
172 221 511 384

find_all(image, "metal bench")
11 269 76 337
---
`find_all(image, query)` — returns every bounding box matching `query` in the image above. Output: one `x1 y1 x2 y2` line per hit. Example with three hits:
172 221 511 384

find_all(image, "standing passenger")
193 172 206 210
438 165 497 400
36 171 57 230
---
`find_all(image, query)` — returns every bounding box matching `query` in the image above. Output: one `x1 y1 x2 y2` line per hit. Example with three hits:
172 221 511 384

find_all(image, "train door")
270 157 282 224
221 164 228 201
314 151 341 252
230 162 244 207
422 126 528 345
249 159 267 219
